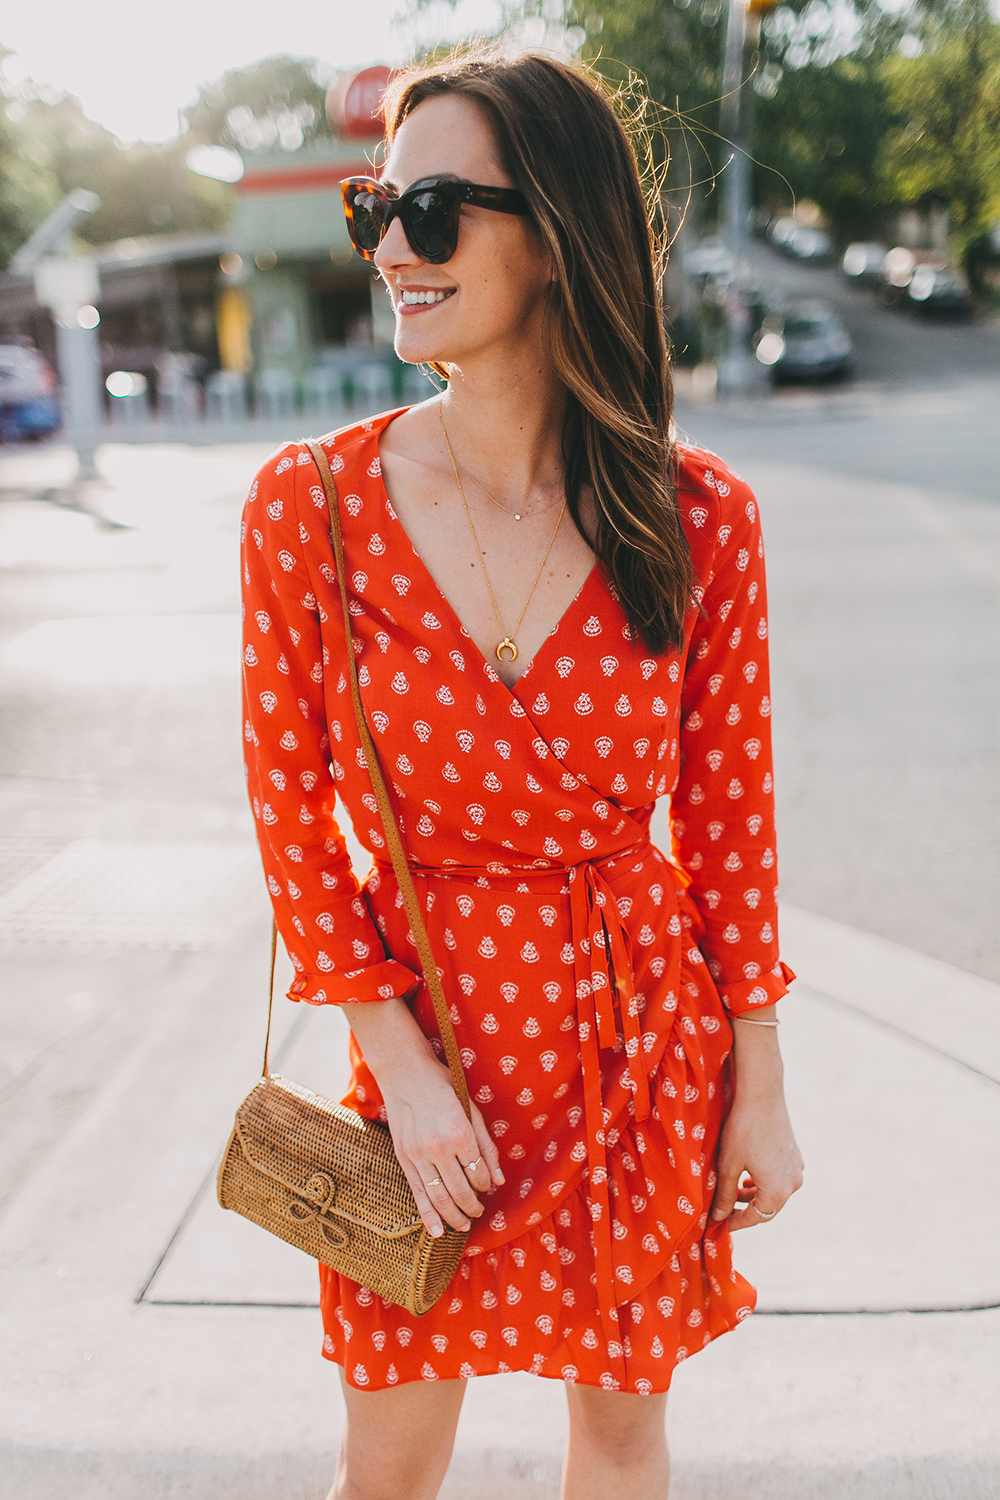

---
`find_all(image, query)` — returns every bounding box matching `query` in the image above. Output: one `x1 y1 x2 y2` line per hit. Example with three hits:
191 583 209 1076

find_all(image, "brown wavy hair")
382 47 691 656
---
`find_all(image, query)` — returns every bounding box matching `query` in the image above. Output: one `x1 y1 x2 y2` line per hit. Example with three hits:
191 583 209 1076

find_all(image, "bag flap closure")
233 1074 423 1238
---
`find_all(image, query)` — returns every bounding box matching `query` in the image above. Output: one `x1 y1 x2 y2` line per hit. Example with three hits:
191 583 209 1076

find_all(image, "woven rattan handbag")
217 440 470 1316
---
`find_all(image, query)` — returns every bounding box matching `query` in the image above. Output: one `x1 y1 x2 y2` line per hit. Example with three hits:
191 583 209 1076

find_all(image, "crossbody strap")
303 439 471 1119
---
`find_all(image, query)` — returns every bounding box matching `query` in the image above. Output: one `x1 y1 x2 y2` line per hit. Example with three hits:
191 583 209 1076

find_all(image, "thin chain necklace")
456 460 563 522
439 406 566 665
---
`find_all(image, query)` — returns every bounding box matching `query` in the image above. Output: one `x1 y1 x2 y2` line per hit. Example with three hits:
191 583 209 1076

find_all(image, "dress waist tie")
378 841 683 1389
567 847 682 1385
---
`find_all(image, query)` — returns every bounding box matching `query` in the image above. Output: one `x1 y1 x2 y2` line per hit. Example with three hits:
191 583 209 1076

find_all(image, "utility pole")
11 190 103 480
716 0 774 394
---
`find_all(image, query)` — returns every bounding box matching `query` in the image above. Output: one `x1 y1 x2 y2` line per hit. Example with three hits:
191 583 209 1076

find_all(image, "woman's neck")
437 354 568 501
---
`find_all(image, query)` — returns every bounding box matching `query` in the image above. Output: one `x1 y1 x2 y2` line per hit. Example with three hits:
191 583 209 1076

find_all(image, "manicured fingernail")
711 1208 726 1221
495 1172 505 1185
430 1224 443 1238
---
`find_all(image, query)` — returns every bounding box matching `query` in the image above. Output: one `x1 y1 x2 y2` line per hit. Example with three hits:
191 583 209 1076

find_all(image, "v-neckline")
372 408 599 698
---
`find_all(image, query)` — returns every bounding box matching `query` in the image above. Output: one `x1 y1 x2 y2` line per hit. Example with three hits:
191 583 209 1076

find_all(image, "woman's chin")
393 330 449 369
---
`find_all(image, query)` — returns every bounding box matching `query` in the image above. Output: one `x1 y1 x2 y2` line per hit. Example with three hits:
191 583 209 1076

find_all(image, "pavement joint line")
133 1156 226 1306
133 1003 311 1306
136 1298 1000 1315
133 991 1000 1322
796 981 1000 1090
0 990 132 1106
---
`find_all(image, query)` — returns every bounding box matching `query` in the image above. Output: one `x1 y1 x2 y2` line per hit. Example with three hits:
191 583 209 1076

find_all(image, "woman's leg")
327 1374 467 1500
562 1384 670 1500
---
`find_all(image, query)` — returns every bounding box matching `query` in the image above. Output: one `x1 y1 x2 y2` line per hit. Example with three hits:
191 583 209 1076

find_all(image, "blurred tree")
183 54 334 153
572 0 905 227
13 93 232 247
750 55 897 230
877 0 1000 251
0 51 61 266
0 77 231 267
0 50 347 268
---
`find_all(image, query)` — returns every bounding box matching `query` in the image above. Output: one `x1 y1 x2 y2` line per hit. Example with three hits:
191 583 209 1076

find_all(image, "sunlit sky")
0 0 504 144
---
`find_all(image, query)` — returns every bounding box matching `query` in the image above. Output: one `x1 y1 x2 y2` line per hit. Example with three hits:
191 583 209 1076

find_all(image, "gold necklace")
439 406 566 665
456 461 563 522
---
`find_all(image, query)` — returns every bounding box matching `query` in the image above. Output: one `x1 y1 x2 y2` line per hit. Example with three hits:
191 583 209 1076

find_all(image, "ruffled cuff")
287 958 420 1007
718 960 796 1016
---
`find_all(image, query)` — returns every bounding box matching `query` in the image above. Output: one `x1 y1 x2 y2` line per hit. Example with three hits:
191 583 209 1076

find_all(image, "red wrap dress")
240 408 794 1394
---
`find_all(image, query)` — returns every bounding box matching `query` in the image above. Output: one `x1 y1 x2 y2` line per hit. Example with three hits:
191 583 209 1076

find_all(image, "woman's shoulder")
674 439 759 564
674 440 755 521
246 407 408 501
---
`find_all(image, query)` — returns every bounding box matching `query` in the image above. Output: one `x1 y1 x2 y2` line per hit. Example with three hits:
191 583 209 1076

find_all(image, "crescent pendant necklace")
439 406 567 665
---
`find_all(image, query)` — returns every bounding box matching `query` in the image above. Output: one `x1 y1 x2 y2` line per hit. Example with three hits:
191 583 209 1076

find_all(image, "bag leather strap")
290 438 471 1120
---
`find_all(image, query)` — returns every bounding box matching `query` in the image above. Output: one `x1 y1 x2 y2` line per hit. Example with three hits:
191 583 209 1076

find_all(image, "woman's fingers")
729 1191 784 1231
404 1166 446 1238
405 1160 477 1236
710 1161 743 1222
470 1103 505 1187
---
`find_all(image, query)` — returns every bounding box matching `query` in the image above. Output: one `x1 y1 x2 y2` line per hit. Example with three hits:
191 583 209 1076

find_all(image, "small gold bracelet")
732 1015 781 1027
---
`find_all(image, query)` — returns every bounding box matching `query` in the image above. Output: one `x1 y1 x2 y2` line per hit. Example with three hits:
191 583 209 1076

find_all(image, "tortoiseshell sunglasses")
340 176 530 265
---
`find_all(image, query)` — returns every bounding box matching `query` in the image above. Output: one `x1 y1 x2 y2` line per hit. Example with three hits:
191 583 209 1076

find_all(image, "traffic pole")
716 0 776 394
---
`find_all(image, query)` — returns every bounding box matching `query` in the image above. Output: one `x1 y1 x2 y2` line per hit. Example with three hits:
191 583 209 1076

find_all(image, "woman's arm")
243 442 502 1231
342 996 505 1236
241 443 418 1006
710 1006 804 1227
670 453 803 1226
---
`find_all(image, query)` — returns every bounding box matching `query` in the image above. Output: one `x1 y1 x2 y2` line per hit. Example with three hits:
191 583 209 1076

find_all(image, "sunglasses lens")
407 190 452 261
351 191 385 253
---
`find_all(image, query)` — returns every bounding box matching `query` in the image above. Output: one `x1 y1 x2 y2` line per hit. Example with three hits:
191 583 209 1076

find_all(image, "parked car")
0 341 60 442
786 226 834 262
877 248 948 307
682 237 735 281
767 218 833 261
906 265 973 317
753 299 853 381
767 217 798 251
841 242 887 285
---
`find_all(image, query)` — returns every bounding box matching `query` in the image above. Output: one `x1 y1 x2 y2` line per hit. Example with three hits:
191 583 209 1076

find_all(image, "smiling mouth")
398 287 456 307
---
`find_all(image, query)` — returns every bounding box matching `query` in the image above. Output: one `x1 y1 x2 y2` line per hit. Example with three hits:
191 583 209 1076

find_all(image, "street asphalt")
1 284 998 1497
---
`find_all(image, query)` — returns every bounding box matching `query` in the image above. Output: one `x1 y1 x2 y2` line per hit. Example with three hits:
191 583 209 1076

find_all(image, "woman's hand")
340 995 504 1238
711 1011 804 1231
378 1050 504 1238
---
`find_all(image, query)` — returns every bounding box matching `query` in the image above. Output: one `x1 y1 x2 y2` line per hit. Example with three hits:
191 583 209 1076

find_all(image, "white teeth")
401 289 451 305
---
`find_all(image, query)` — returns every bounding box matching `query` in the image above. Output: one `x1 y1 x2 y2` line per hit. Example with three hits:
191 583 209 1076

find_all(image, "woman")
241 48 802 1500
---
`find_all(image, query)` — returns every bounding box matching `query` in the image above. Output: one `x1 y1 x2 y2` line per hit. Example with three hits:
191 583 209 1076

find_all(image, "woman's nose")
374 214 419 273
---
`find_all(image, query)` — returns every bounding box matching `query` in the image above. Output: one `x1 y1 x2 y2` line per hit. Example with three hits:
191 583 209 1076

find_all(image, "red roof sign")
329 67 394 140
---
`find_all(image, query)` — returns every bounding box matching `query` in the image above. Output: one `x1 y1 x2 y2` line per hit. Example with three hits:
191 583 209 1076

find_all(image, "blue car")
0 342 61 442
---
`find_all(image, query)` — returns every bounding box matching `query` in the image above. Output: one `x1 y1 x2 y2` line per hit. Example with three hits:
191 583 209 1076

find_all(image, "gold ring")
751 1202 777 1220
425 1176 443 1188
466 1157 482 1172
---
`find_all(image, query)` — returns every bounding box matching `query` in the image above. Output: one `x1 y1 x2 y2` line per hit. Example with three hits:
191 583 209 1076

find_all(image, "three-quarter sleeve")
240 441 419 1006
671 455 794 1014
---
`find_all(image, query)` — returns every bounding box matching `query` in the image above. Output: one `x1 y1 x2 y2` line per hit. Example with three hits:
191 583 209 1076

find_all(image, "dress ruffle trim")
288 957 418 1006
718 960 795 1016
319 1172 756 1395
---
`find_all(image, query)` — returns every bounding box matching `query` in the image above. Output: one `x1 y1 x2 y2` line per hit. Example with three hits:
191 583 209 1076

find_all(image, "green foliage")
568 0 1000 245
0 51 340 269
577 0 903 226
11 94 231 251
0 78 232 268
183 55 333 152
752 55 897 229
0 99 60 267
877 13 1000 246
